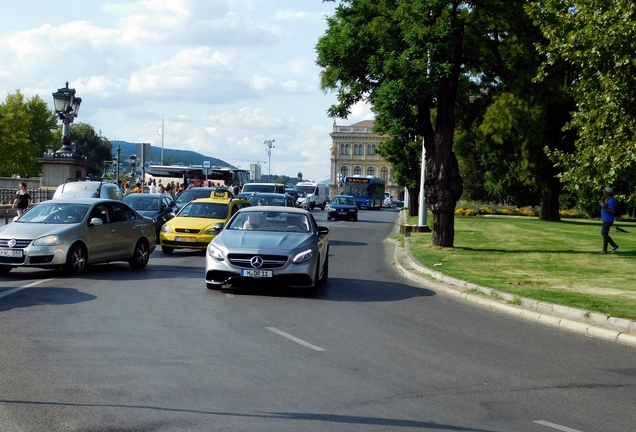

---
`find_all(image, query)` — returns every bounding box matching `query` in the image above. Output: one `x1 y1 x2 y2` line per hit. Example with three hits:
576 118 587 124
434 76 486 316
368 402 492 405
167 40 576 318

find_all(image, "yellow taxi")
159 189 250 254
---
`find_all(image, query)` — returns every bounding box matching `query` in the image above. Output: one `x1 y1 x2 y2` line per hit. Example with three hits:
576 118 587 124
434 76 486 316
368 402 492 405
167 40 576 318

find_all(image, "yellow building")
329 120 402 201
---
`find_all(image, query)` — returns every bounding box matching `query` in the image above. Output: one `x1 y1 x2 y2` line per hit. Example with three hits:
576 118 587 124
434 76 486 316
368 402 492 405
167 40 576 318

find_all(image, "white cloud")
0 0 348 181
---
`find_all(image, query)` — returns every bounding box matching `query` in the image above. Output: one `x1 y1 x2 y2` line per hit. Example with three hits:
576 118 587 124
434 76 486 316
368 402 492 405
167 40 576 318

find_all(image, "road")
0 207 634 431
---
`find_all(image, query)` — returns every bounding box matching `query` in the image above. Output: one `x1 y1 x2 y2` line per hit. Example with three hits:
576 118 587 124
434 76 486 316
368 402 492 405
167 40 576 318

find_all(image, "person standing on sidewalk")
600 187 619 254
12 182 31 216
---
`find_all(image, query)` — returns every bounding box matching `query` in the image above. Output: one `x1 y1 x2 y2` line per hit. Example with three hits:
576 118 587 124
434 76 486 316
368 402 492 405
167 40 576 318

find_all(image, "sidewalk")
392 211 636 348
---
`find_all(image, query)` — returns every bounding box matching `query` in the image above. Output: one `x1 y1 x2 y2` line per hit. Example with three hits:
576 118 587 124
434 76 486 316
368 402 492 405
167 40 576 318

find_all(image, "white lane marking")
0 279 54 299
267 327 326 351
225 293 234 298
534 420 583 432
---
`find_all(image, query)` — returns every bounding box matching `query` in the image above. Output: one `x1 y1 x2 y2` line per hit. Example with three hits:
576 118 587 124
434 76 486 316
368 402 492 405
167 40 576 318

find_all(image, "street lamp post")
116 145 121 187
129 154 137 184
52 82 82 155
264 139 275 181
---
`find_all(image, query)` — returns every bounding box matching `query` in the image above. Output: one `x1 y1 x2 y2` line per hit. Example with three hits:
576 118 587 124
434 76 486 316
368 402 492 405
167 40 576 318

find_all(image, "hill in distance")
111 141 234 168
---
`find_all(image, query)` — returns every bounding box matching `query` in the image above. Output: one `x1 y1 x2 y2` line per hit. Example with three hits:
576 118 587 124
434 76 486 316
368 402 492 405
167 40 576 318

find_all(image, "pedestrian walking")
12 182 31 216
600 187 619 254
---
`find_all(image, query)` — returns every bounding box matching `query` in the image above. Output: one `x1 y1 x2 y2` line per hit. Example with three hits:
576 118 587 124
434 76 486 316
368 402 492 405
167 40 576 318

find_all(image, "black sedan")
124 193 177 236
326 195 358 221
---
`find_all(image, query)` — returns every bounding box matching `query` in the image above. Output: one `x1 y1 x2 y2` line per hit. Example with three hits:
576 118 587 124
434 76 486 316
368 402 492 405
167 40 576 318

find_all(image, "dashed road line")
0 279 54 299
267 327 326 351
534 420 583 432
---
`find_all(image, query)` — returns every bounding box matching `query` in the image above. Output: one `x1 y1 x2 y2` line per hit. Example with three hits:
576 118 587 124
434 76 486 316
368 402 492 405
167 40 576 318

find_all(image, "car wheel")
310 202 315 210
320 203 325 210
162 246 174 254
129 240 150 269
206 282 223 290
327 216 331 220
65 243 87 275
0 266 12 274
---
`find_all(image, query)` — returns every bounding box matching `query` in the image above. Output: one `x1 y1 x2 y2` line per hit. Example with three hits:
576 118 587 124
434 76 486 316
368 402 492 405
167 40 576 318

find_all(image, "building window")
381 167 389 182
367 144 376 155
354 166 362 175
340 143 350 155
354 144 364 155
340 166 348 179
367 167 375 176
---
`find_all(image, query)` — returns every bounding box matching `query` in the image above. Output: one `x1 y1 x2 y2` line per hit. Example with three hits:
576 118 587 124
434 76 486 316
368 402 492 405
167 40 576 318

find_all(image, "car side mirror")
213 222 224 232
89 217 104 226
317 226 329 236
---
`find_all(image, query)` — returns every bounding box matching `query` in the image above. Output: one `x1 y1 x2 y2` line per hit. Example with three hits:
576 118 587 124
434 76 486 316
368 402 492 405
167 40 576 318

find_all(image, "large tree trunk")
539 170 561 221
423 14 464 247
408 186 419 217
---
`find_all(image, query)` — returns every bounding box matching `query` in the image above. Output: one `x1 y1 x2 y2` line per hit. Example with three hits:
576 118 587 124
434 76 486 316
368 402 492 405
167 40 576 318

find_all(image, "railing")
0 188 51 206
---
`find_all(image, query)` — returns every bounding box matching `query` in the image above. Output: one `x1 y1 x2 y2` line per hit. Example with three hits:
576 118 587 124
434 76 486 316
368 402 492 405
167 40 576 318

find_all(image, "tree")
0 91 57 177
317 0 489 246
54 123 113 177
527 0 636 211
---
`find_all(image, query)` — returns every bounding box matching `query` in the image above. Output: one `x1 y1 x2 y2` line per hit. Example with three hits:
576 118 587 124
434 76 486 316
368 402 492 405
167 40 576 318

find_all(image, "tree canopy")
0 90 57 177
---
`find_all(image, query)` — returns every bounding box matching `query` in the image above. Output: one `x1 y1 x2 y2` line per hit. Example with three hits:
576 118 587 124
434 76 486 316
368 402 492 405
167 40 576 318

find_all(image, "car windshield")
125 196 161 211
242 185 275 193
228 211 310 233
175 189 212 204
18 203 90 224
248 195 288 206
294 186 315 197
332 197 355 205
179 202 228 219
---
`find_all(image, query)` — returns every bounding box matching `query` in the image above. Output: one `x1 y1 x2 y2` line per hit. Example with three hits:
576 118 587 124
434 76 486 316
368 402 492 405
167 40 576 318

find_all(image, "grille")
175 228 201 234
228 254 288 269
0 239 32 248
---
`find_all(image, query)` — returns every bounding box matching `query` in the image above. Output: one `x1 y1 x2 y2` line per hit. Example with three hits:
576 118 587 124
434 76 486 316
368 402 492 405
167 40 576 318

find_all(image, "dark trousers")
601 221 618 252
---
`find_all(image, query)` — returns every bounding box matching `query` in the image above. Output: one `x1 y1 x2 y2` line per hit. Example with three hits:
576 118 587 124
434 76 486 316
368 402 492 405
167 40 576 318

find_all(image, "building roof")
349 120 374 128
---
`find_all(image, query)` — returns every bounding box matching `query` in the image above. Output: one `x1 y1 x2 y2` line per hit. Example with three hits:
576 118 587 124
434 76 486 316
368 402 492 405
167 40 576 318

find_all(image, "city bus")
145 165 250 188
343 175 386 209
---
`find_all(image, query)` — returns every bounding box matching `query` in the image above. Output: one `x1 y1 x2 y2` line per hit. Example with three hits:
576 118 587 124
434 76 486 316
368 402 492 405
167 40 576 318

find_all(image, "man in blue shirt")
600 187 619 253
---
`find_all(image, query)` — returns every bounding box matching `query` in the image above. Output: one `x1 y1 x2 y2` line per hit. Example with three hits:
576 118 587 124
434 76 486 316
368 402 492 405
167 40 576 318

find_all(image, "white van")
294 182 329 210
241 183 286 194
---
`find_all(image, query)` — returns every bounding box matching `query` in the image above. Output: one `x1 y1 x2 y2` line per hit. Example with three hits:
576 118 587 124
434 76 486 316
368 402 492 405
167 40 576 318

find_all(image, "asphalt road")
0 207 634 431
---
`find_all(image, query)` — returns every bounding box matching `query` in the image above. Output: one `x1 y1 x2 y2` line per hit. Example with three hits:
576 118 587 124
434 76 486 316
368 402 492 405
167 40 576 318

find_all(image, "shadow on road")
0 287 96 312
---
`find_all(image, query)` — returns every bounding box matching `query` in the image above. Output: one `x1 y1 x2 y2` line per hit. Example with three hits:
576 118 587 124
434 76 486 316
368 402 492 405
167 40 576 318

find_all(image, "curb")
391 212 636 348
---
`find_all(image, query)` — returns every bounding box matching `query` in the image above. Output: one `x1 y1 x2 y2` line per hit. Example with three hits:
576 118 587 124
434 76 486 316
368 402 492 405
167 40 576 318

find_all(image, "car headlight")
203 228 217 235
293 249 313 264
160 224 173 233
208 244 224 261
33 235 59 246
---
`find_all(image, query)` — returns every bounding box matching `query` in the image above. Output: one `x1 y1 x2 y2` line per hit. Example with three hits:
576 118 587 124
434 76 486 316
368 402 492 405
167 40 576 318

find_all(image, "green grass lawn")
405 214 636 320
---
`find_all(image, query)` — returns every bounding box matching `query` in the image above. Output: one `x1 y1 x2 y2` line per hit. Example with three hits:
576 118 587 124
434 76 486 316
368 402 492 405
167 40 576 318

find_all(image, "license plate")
0 249 22 258
241 269 272 278
175 236 196 242
338 212 347 215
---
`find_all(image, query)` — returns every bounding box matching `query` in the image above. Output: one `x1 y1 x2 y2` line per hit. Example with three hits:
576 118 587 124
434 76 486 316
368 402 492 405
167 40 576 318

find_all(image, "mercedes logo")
8 239 16 248
250 256 263 268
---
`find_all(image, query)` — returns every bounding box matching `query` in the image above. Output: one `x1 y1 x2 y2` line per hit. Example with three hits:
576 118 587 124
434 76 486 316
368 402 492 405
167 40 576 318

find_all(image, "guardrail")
0 188 52 225
0 188 51 206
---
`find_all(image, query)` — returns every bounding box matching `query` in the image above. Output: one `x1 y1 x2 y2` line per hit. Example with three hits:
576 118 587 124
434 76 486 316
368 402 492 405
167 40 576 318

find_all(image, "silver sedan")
0 198 156 275
205 207 329 294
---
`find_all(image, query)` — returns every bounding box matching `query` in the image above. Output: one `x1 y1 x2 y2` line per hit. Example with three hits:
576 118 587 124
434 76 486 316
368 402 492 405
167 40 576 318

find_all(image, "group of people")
120 179 184 197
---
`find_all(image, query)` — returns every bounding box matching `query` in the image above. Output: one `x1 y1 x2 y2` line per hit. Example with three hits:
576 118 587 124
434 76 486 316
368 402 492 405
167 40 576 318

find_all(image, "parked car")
241 183 286 194
326 195 358 221
160 190 250 254
248 193 296 208
0 198 156 275
392 199 405 208
124 193 177 236
53 179 124 201
205 207 329 294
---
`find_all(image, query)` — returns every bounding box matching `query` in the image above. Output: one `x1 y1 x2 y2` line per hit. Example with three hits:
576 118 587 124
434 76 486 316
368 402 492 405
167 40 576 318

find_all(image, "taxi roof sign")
211 190 232 200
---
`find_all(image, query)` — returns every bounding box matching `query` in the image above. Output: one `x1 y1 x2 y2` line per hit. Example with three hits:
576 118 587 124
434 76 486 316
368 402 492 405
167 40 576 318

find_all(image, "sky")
0 0 373 182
